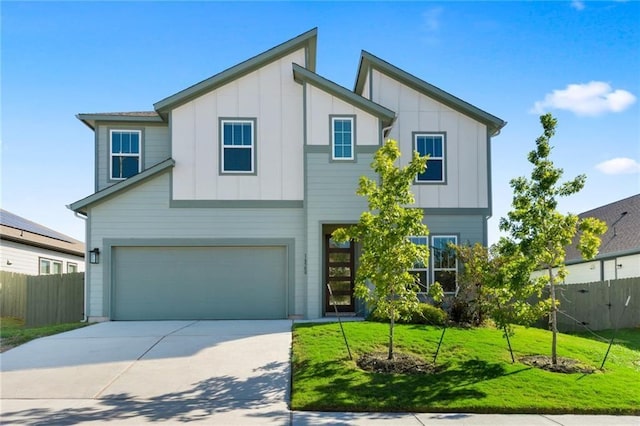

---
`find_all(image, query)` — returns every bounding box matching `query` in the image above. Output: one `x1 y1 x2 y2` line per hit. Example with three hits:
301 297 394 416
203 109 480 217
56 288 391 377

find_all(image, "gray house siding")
95 123 170 191
305 150 376 318
86 171 305 320
423 214 487 246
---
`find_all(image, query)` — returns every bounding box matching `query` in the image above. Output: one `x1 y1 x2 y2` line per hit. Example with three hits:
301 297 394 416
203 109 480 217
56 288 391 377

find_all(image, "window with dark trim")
110 130 141 180
432 235 458 293
221 119 255 173
331 117 354 160
409 236 429 293
415 133 445 182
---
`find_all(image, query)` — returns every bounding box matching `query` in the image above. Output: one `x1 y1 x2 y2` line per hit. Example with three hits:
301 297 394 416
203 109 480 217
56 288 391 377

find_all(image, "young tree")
453 242 547 332
333 139 429 360
499 113 607 365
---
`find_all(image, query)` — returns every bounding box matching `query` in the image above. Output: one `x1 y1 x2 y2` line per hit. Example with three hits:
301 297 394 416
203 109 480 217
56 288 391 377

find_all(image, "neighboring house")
69 28 506 321
0 209 85 275
560 194 639 284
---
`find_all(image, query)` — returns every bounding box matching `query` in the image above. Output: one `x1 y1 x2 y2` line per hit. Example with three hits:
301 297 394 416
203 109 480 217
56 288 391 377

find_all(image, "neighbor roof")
354 51 507 136
0 209 85 256
566 194 640 262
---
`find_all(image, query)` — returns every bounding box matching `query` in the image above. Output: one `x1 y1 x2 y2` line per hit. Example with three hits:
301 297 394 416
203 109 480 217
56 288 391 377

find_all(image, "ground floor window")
432 236 458 293
409 235 458 294
39 258 62 275
67 263 78 273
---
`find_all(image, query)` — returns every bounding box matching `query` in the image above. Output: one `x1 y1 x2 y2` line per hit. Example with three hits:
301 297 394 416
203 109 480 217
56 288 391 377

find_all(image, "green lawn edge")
0 317 92 352
291 322 640 415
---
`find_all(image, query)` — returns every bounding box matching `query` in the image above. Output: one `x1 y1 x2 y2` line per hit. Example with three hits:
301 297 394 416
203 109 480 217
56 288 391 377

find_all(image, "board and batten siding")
305 85 380 146
0 240 85 275
370 70 489 210
171 49 305 201
95 124 170 191
86 172 305 320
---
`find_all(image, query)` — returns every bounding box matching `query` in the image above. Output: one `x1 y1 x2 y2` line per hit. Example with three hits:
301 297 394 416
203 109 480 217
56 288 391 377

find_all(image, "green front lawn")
292 322 640 414
0 317 91 352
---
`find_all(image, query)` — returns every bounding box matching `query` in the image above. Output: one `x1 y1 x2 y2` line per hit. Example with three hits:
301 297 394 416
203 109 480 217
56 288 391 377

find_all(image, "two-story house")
70 29 505 321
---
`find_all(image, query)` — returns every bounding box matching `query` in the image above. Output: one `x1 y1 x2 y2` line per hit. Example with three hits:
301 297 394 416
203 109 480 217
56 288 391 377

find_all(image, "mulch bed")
520 355 597 374
357 351 439 374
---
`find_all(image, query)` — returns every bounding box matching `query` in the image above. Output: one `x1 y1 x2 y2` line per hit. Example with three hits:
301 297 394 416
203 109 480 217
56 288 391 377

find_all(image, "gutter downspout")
70 207 89 322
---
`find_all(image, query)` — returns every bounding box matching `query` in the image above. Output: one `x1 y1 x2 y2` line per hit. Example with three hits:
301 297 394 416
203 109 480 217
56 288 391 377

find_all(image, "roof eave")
355 51 506 135
76 113 165 130
69 158 175 214
293 63 395 125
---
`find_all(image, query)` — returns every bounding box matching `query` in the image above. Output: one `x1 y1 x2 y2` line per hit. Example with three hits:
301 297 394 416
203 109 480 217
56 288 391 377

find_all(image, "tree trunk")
548 266 558 365
388 310 395 360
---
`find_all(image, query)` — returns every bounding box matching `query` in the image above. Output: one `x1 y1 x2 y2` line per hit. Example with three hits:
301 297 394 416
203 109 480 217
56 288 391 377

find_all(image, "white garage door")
112 246 287 320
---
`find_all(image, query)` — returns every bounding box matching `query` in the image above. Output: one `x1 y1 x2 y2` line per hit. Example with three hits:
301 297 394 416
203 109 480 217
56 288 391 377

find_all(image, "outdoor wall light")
89 248 100 264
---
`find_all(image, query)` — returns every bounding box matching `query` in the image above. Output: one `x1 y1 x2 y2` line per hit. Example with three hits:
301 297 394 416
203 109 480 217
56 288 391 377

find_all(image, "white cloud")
571 0 585 10
420 7 444 45
531 81 637 116
595 158 640 175
423 7 443 32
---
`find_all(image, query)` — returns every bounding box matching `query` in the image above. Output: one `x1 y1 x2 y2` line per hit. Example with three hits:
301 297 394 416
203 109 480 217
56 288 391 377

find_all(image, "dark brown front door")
325 234 355 313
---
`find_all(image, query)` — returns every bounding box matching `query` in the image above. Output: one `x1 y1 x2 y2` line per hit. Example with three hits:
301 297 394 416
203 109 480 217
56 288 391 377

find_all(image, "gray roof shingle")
566 194 640 262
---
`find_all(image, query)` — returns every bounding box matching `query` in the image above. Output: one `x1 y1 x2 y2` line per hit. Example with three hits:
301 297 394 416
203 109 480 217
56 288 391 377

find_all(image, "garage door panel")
113 246 286 320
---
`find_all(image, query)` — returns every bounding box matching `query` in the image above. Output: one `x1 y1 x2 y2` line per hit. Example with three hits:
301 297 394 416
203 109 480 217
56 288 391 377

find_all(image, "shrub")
368 303 446 326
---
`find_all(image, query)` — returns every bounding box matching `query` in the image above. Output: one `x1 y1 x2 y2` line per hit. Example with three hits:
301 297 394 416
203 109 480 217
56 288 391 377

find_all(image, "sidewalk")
291 412 639 425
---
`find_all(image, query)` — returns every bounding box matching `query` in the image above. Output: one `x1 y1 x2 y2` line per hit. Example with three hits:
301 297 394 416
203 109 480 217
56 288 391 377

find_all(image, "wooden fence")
542 277 640 332
0 271 84 326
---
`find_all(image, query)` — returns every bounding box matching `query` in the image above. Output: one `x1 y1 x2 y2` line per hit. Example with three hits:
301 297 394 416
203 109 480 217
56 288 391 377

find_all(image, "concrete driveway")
0 320 292 425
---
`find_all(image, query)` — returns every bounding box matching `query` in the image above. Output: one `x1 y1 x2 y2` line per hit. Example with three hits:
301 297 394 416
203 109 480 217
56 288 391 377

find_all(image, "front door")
325 234 355 313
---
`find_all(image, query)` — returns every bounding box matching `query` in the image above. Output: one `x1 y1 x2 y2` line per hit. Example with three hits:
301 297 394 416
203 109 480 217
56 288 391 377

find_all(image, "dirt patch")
520 355 596 374
357 351 439 374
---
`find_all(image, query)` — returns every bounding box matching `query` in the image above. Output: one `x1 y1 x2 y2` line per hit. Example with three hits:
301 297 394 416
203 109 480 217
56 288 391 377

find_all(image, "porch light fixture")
89 248 100 264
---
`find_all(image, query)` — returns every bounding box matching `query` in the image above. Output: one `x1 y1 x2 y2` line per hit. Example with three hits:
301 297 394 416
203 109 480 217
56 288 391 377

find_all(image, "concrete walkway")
1 320 638 425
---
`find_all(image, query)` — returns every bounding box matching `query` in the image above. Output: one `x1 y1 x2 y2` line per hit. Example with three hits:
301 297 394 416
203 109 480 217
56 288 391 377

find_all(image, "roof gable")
69 159 175 214
154 28 318 115
354 51 506 136
292 63 395 127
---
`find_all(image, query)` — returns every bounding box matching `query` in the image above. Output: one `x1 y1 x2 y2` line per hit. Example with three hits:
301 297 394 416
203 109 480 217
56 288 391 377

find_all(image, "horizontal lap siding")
96 125 170 192
0 241 85 275
87 172 305 318
424 215 485 246
305 153 375 318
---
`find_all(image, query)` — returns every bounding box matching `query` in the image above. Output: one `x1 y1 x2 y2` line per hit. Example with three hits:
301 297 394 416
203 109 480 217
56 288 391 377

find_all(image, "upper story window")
331 116 354 160
432 235 458 293
415 133 445 183
221 119 255 174
111 130 141 180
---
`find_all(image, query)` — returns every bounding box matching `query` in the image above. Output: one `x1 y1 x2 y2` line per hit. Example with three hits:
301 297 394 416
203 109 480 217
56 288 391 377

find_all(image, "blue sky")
2 1 639 245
